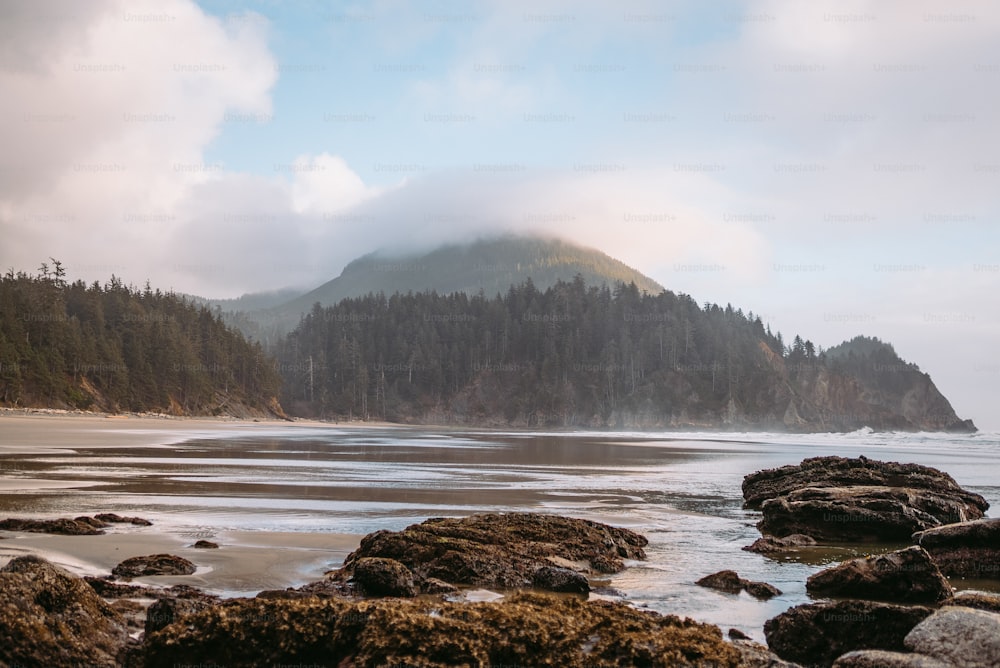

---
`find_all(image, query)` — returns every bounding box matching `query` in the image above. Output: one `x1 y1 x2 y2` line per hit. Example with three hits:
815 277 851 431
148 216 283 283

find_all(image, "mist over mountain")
217 235 666 343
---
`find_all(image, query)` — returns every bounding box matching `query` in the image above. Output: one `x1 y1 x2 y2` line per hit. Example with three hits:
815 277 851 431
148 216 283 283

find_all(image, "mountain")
0 266 285 418
222 236 665 342
273 278 975 432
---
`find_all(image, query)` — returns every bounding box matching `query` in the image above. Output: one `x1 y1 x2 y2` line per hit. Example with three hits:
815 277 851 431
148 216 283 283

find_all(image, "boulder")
732 639 805 668
912 518 1000 579
743 456 988 513
696 570 782 600
904 607 1000 668
324 512 647 594
112 554 197 578
744 533 817 553
139 591 741 667
192 540 219 549
947 591 1000 614
145 596 219 635
758 486 980 542
806 546 952 604
0 555 128 667
531 565 590 594
833 649 952 667
0 516 106 535
764 600 933 667
94 512 153 526
744 457 987 543
351 557 417 598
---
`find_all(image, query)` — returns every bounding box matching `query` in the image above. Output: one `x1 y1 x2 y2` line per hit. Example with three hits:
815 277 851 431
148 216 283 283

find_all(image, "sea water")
1 425 997 640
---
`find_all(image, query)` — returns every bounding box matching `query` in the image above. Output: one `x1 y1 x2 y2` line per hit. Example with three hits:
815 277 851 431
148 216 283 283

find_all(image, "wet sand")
0 411 393 453
0 527 360 596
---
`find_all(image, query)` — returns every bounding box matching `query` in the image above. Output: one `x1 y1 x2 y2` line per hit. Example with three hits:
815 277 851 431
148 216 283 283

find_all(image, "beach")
1 412 998 639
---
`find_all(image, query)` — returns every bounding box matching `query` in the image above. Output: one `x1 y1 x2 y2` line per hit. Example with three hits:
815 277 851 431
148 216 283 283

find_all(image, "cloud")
0 0 275 284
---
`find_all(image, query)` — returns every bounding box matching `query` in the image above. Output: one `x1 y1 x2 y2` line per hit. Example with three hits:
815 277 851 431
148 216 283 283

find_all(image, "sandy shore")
0 526 360 596
0 410 401 453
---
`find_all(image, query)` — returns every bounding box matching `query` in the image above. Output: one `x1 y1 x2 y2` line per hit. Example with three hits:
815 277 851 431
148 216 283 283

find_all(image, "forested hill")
0 263 284 417
226 236 666 343
274 277 974 432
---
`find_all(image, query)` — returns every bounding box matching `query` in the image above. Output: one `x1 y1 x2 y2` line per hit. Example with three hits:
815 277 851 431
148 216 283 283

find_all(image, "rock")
0 555 128 667
745 580 784 600
904 607 1000 668
912 518 1000 579
94 512 153 526
744 457 987 543
833 649 952 667
743 456 988 514
732 639 804 667
112 554 197 578
758 486 982 542
421 577 460 595
947 591 1000 613
351 557 417 597
744 534 818 553
728 628 752 640
145 596 218 635
192 539 219 549
764 600 933 667
696 570 782 600
806 546 952 604
139 591 741 667
0 516 106 535
531 565 590 594
326 512 647 594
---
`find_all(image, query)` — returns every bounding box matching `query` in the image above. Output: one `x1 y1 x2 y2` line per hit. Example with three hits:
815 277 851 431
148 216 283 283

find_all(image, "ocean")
1 423 998 640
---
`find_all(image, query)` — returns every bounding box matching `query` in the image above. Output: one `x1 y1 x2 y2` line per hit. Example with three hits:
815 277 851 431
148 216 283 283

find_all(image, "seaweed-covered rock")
744 457 987 543
743 457 988 513
0 555 128 667
112 554 196 578
140 591 741 667
192 539 219 549
764 600 933 667
912 518 1000 579
744 533 817 553
0 516 107 535
758 486 985 543
806 547 952 604
947 591 1000 614
833 649 951 667
532 565 590 594
695 570 781 600
94 513 153 526
352 557 417 598
145 596 219 635
326 512 647 594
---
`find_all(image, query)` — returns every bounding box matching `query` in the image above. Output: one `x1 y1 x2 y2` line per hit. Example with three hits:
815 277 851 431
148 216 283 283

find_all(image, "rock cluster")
0 556 129 667
743 456 988 542
912 518 1000 579
805 546 952 604
0 513 153 535
315 512 647 597
138 591 742 668
696 570 782 600
112 554 197 579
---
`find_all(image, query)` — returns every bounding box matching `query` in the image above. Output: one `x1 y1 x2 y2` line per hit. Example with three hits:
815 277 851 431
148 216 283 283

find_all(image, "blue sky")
1 0 998 427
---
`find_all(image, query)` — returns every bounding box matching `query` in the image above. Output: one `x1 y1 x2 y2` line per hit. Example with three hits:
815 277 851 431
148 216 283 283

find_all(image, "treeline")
0 262 282 414
274 276 821 424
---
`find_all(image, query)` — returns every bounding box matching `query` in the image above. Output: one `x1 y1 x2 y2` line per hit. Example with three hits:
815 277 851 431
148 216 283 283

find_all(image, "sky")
1 0 998 429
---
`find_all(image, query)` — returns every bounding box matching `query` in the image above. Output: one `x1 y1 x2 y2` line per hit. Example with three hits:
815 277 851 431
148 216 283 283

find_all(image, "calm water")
1 425 998 640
